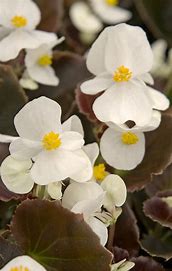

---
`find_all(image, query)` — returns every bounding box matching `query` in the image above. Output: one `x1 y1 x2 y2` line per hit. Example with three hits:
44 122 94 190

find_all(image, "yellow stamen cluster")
113 65 132 82
11 16 27 28
105 0 119 6
121 132 139 145
42 131 61 151
38 55 52 67
10 266 29 271
93 163 107 181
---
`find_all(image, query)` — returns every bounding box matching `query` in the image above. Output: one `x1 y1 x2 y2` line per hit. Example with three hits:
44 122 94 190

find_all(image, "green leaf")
11 199 112 271
0 64 27 136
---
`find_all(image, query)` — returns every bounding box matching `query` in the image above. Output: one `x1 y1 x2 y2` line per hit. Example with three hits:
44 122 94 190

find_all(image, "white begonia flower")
100 111 161 170
111 259 135 271
69 2 103 43
9 97 93 185
0 155 34 194
62 181 108 246
81 24 169 126
24 37 64 86
0 0 58 61
90 0 132 24
151 39 172 79
0 134 17 143
1 256 47 271
101 174 127 212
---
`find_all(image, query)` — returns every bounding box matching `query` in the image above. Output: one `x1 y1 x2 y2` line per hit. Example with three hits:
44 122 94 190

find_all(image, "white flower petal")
31 149 92 185
62 181 103 210
101 174 127 209
14 97 62 141
47 181 62 200
27 65 59 86
71 192 105 218
88 216 108 246
105 24 153 76
147 87 170 111
93 80 152 126
83 142 99 166
0 27 11 40
0 155 34 194
19 75 39 90
68 149 93 182
69 2 102 34
91 0 132 24
10 138 42 160
81 73 113 94
107 110 161 133
86 27 109 75
100 128 145 170
0 0 41 30
1 256 46 271
0 30 57 61
61 131 84 150
62 115 84 136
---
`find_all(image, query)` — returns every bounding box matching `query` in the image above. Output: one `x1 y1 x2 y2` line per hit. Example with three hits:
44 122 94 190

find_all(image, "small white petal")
27 65 59 86
62 181 103 210
61 131 84 151
138 73 154 85
1 256 46 271
83 142 99 166
10 138 42 160
70 2 103 34
47 182 62 200
81 73 113 95
88 216 108 246
93 80 152 126
100 128 145 170
0 155 34 194
62 115 84 136
101 174 127 209
31 149 92 185
105 24 153 76
146 87 170 111
90 0 132 24
19 76 39 90
14 97 62 141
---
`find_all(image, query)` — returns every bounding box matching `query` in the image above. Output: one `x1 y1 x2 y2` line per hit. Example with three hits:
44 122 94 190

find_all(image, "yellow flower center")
93 163 107 181
42 132 61 151
38 55 52 67
105 0 118 6
113 65 132 82
10 266 29 271
11 16 27 28
121 132 139 145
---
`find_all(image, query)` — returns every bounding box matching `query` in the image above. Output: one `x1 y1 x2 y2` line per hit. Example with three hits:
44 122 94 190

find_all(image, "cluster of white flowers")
0 0 64 88
0 96 127 246
70 0 131 43
81 23 170 170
